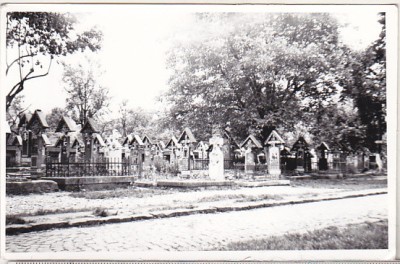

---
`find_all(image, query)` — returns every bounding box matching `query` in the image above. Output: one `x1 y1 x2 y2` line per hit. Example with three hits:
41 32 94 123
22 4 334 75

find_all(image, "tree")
62 59 110 125
115 100 152 137
340 13 386 152
5 12 102 110
6 94 29 134
46 107 69 130
164 13 347 142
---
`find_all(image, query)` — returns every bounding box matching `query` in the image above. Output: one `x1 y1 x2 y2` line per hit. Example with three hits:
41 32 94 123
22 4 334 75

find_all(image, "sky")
4 5 385 118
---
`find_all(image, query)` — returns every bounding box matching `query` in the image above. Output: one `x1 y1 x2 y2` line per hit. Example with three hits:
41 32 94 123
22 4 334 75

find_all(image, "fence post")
67 157 70 177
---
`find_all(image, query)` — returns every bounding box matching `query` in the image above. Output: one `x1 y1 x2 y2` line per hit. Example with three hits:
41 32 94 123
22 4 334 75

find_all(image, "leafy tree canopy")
164 13 349 143
62 58 110 126
6 12 103 110
340 12 386 152
45 107 69 131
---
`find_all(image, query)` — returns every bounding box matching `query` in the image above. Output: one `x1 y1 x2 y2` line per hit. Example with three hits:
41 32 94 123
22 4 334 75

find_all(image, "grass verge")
215 220 388 250
69 186 177 199
69 185 241 200
6 215 28 225
290 178 387 190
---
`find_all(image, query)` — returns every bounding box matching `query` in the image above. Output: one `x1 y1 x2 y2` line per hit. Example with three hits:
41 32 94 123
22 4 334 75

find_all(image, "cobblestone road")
6 194 387 252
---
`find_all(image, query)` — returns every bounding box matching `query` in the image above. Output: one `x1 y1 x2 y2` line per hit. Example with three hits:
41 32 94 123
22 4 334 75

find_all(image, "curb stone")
6 190 387 236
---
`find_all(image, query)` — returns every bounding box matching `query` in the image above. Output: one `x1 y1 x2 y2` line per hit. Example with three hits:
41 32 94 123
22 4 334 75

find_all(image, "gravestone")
209 127 224 181
264 130 285 177
316 142 330 170
291 136 310 173
240 135 263 174
244 146 255 174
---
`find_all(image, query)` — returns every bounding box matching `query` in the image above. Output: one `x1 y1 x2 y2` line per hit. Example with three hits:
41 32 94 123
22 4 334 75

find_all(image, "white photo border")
0 2 398 262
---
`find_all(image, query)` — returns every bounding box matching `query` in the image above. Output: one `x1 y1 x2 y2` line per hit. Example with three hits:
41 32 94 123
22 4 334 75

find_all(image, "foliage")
217 220 388 250
5 12 102 110
6 94 28 133
166 162 181 176
164 13 348 143
6 215 27 225
308 101 365 150
115 100 151 137
96 117 117 137
69 186 179 199
340 13 386 152
62 58 110 125
153 158 167 173
46 107 69 130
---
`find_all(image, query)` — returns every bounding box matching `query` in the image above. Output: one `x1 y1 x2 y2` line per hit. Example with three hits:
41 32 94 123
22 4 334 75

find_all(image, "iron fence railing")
45 157 141 177
189 159 237 171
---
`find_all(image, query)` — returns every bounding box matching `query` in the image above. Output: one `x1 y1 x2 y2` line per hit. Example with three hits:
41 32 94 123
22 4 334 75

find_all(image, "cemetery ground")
6 173 388 251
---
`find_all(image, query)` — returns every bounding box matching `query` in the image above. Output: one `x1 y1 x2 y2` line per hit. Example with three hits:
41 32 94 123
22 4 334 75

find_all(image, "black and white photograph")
1 3 397 261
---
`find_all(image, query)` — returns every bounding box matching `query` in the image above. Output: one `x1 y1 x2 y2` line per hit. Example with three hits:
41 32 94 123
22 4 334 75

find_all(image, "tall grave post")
80 118 100 162
26 110 49 177
209 126 224 181
56 116 77 163
291 136 310 173
264 130 285 179
316 142 330 171
240 135 263 175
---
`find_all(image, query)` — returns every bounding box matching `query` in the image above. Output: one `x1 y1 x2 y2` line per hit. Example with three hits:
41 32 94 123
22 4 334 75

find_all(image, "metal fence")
190 159 209 170
45 157 141 177
189 159 236 171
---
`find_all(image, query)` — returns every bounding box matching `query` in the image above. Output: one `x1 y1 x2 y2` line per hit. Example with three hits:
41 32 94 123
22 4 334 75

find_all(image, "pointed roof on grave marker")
80 118 100 134
154 140 165 151
18 112 32 128
71 134 84 148
6 135 22 146
316 142 330 151
196 141 209 150
42 134 51 146
122 135 133 146
55 116 77 133
223 131 241 149
45 132 60 147
55 134 66 147
129 134 144 146
264 130 285 145
157 141 166 150
142 135 153 145
166 135 181 148
291 136 309 151
11 135 23 146
240 134 263 149
27 109 49 130
223 131 232 140
94 134 106 147
177 127 197 144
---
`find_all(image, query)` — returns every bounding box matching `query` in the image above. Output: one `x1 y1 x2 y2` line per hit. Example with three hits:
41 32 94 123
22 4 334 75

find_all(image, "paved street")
6 194 387 252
